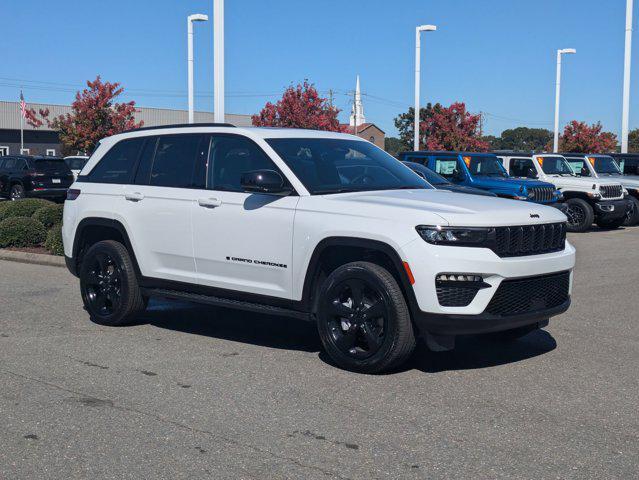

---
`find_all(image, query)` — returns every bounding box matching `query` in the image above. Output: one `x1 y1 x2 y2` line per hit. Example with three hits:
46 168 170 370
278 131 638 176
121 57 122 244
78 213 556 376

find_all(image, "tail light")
66 188 81 200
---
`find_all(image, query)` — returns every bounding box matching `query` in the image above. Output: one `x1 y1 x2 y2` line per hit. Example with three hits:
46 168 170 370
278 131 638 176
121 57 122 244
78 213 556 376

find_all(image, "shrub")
45 223 64 256
0 198 54 220
33 204 64 228
0 201 10 218
0 216 47 248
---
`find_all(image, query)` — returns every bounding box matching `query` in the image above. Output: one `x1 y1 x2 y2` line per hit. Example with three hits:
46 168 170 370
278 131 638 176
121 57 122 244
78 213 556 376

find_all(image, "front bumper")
593 199 633 220
400 237 575 335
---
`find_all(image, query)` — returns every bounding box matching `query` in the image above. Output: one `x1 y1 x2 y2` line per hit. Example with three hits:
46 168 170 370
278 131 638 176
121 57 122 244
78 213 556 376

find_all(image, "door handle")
125 192 144 202
198 197 222 208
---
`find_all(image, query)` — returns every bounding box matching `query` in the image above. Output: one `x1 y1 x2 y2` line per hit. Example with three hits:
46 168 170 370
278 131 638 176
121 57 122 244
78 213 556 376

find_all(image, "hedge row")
0 199 64 255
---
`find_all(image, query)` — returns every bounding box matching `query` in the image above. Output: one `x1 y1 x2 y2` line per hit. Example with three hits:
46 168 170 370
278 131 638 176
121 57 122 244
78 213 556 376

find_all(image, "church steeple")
349 75 366 127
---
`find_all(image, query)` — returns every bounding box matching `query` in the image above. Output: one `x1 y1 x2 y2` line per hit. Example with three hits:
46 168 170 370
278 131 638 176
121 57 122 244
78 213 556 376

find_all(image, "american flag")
20 91 26 118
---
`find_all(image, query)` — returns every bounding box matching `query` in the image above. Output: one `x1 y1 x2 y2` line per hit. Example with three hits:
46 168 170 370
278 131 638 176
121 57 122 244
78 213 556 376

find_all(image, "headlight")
416 225 490 246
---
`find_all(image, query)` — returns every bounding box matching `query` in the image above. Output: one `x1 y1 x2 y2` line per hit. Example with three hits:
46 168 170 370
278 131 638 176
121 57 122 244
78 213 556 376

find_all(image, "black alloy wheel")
317 261 416 373
565 198 594 233
324 278 388 360
82 252 123 317
79 240 146 326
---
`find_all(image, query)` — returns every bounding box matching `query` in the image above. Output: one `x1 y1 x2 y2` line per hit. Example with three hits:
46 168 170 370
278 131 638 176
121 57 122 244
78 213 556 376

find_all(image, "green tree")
498 127 553 152
629 129 639 153
384 137 406 157
394 103 439 151
481 135 502 150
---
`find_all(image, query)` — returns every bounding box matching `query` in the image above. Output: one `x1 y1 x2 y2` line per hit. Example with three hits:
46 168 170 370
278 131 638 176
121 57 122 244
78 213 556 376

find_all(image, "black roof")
610 152 639 157
122 123 236 134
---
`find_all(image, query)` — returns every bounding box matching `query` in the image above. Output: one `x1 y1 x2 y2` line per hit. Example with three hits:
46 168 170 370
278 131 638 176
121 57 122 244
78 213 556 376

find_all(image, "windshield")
403 162 448 185
33 158 72 173
65 157 88 170
538 156 574 175
591 156 622 174
566 158 592 177
266 138 431 194
466 155 508 177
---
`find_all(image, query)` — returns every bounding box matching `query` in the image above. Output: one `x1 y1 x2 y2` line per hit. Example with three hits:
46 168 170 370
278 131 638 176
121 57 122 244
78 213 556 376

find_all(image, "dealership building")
0 101 253 157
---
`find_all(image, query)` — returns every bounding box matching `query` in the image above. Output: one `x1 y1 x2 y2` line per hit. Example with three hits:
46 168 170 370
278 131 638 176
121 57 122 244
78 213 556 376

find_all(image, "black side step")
142 288 311 321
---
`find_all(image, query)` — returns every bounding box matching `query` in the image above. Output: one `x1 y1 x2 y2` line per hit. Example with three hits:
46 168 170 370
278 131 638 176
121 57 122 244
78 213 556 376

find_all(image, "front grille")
493 223 566 257
528 186 555 203
600 185 623 198
486 271 570 316
436 284 480 307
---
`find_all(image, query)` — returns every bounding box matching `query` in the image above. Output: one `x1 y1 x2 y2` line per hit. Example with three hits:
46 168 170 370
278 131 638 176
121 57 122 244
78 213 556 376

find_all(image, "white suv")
63 124 576 373
498 153 631 232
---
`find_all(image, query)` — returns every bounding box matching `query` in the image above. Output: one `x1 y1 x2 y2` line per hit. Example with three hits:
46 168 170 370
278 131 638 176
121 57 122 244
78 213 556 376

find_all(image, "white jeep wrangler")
497 153 631 232
63 124 576 373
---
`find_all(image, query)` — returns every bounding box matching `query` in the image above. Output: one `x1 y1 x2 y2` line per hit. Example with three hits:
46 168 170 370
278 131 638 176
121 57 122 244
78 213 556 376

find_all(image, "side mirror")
452 170 464 182
240 169 290 194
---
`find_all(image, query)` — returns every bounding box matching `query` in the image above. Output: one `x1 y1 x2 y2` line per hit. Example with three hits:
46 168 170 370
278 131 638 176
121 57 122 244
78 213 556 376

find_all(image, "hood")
545 175 621 189
470 176 554 190
307 189 567 227
594 173 639 189
437 184 496 197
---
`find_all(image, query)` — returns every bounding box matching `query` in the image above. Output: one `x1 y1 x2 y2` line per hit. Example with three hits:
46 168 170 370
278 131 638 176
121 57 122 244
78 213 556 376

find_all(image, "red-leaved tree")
554 121 618 153
252 81 344 131
419 102 489 152
26 76 143 154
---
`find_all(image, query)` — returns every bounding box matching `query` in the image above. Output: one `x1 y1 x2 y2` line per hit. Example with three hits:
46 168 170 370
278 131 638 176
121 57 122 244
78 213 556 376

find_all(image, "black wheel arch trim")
69 217 141 278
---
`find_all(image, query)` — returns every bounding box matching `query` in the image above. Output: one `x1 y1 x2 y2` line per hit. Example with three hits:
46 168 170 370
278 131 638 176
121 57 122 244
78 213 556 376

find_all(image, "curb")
0 249 65 268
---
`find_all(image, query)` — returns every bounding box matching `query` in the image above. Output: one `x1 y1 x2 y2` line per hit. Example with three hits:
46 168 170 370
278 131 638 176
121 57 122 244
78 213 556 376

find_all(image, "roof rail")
121 123 236 134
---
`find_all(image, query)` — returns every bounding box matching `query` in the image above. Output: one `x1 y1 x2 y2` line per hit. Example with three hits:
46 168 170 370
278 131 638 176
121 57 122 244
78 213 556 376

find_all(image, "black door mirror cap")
240 169 291 195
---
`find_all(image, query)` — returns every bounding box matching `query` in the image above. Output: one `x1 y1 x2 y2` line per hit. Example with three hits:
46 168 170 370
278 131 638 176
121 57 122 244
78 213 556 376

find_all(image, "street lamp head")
417 24 437 32
188 13 209 22
559 48 577 55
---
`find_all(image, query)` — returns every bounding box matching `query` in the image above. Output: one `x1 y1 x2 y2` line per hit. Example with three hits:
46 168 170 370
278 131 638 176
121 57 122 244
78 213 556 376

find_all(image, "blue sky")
1 0 637 137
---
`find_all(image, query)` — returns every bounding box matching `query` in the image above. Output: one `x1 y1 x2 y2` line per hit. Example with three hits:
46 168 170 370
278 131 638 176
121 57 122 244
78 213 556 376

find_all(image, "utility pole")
328 89 334 108
414 25 437 152
479 111 484 137
187 14 209 124
621 0 634 153
213 0 225 123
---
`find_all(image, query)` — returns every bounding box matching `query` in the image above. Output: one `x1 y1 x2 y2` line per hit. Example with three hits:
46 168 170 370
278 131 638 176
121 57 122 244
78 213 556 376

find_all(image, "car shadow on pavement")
139 298 322 353
137 298 556 373
405 329 557 373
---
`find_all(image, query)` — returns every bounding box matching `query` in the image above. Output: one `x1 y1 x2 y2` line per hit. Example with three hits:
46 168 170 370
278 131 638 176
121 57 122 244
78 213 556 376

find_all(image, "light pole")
213 0 225 123
187 14 208 124
621 0 634 153
553 48 576 153
414 24 437 152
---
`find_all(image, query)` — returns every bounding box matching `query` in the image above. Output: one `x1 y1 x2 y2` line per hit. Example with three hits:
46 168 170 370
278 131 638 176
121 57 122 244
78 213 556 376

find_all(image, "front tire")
623 196 639 226
316 261 416 373
80 240 146 326
565 198 594 232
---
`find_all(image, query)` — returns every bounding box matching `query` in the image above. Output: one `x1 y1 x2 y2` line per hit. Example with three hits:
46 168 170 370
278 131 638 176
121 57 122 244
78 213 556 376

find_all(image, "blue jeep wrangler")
399 151 564 207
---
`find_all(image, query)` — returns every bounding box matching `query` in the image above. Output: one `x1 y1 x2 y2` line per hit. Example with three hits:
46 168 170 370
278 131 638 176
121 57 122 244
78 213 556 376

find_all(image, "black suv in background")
0 155 74 201
611 153 639 176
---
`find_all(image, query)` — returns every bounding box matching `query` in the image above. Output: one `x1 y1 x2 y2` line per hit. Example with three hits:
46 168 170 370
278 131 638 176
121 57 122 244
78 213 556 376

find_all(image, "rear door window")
89 138 145 184
148 134 209 189
33 158 71 174
3 158 17 170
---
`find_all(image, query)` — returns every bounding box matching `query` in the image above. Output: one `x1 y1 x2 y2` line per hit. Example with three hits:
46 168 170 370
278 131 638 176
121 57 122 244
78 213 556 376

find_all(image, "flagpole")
19 89 24 153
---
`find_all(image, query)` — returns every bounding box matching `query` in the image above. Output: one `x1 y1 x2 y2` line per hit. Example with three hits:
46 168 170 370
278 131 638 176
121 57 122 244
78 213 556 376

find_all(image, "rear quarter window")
87 138 145 184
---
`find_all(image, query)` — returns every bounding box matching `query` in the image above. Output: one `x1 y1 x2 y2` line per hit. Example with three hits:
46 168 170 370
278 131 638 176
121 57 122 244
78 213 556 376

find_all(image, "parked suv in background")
0 155 74 201
497 153 630 231
563 153 639 226
611 153 639 176
63 124 575 373
401 161 497 197
398 151 564 208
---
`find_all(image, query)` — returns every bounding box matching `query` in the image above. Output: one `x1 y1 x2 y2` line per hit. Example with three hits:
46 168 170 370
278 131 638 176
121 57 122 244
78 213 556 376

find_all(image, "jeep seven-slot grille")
600 185 623 199
486 271 570 316
494 223 566 257
528 186 555 203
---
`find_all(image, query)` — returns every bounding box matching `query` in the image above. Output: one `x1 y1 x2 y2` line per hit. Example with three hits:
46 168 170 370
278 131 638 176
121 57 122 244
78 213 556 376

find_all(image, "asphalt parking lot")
1 229 638 479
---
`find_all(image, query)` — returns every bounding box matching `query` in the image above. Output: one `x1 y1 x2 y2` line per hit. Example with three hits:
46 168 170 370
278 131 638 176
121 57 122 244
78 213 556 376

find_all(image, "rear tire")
565 198 594 232
80 240 146 326
316 261 416 373
10 184 25 200
623 196 639 226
